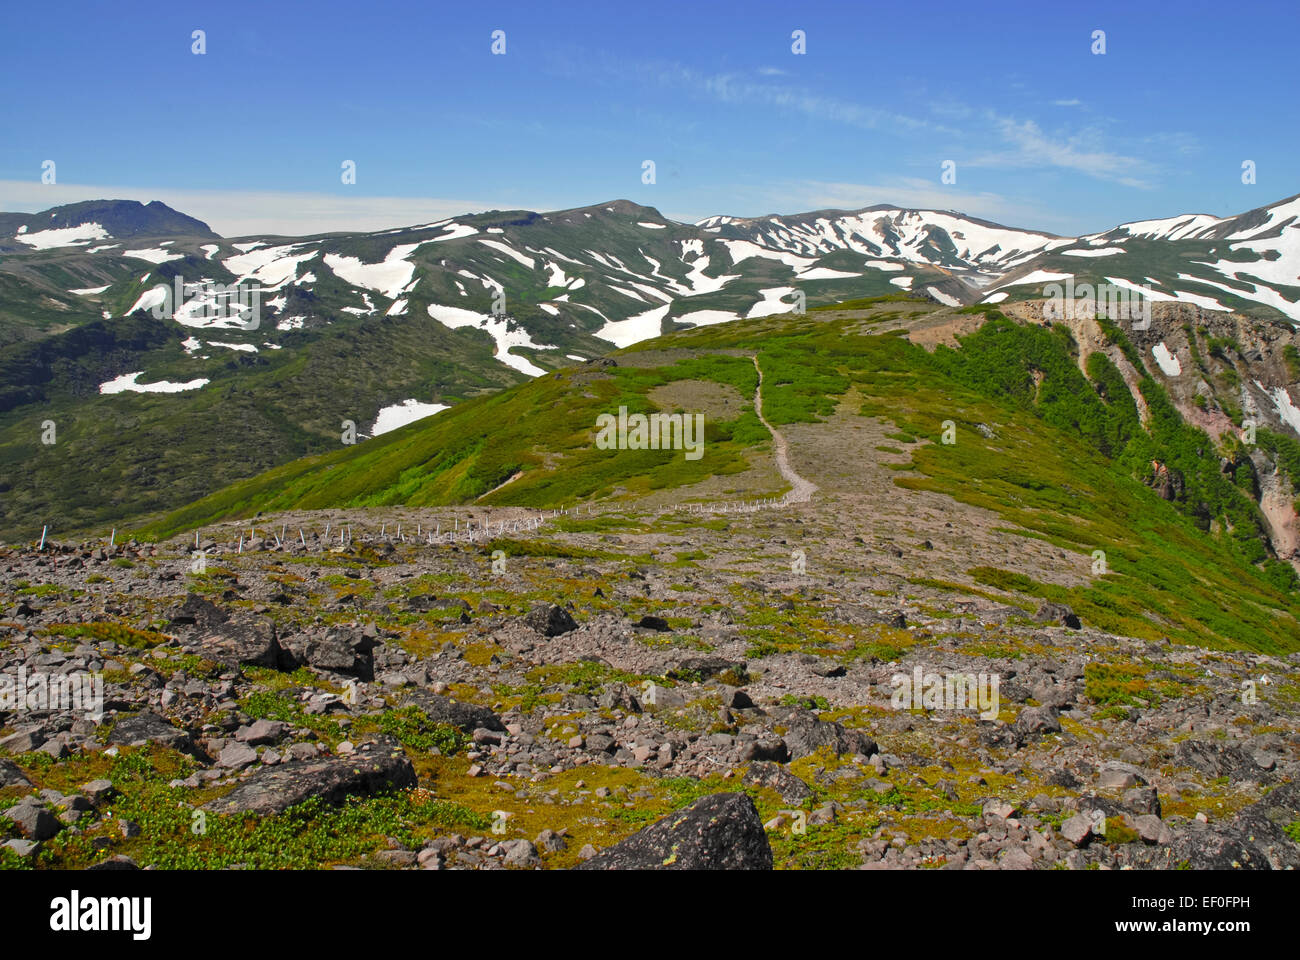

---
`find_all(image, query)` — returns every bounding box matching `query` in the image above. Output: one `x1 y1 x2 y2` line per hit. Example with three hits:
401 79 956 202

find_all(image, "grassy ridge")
142 354 770 537
139 299 1300 652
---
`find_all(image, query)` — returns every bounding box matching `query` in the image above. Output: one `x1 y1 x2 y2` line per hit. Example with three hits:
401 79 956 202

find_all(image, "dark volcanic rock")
165 593 228 630
203 736 416 816
294 624 379 679
1033 603 1081 630
400 691 505 732
776 710 877 760
1174 739 1260 782
576 793 773 870
108 712 197 754
0 758 31 787
199 617 282 670
669 657 747 682
4 796 59 841
1046 768 1082 789
743 761 813 803
1013 705 1062 740
633 615 670 632
1133 781 1300 870
523 604 578 637
740 738 790 763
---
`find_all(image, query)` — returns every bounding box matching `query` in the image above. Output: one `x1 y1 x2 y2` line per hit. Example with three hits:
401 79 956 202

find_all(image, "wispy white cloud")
1052 99 1083 107
629 59 1153 187
0 181 545 237
639 61 959 136
970 114 1152 187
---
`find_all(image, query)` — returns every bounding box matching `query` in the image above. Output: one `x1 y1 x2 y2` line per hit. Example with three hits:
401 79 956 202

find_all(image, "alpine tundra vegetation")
3 269 1300 869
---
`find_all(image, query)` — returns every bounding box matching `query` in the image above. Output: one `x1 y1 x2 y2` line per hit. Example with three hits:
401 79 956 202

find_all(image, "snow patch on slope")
371 399 450 435
596 304 670 347
427 305 555 376
15 223 109 250
100 372 209 394
1152 342 1181 376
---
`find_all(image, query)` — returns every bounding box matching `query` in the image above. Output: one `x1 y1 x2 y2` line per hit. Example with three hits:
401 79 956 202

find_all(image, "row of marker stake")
25 490 808 554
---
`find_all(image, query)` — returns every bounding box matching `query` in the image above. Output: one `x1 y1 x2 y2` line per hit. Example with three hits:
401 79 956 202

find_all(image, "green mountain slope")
143 295 1300 653
4 194 1297 544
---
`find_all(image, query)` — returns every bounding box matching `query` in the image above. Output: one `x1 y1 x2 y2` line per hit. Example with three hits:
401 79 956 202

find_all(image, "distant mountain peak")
0 199 219 244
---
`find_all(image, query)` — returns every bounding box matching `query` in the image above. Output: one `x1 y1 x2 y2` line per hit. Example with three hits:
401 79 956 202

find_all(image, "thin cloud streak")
969 114 1153 187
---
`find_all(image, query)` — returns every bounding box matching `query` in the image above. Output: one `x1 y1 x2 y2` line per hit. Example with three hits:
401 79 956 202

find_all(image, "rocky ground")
2 379 1299 870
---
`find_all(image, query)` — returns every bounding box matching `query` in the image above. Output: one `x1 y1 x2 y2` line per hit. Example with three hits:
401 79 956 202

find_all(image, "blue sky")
1 0 1296 236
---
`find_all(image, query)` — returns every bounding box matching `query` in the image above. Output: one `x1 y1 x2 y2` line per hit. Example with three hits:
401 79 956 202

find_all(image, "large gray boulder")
199 617 282 670
4 795 59 841
774 709 877 761
400 691 505 733
0 758 30 787
1126 781 1300 870
203 736 415 817
577 793 773 870
522 604 578 637
108 711 197 754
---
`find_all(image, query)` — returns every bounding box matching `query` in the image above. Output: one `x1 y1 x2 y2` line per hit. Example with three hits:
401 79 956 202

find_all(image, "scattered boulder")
85 855 141 871
597 683 642 714
1133 815 1172 845
0 729 46 756
743 761 813 803
236 719 288 745
199 617 282 670
399 691 505 733
1059 812 1094 846
217 742 259 770
81 780 115 805
2 839 38 858
576 793 773 870
523 604 578 637
669 657 747 682
1033 603 1081 630
296 624 379 679
535 829 567 853
0 758 30 788
1012 706 1061 740
204 736 416 817
4 796 59 841
165 593 228 630
1138 782 1300 869
740 739 790 764
108 712 197 754
1174 739 1260 782
500 839 541 868
778 712 877 761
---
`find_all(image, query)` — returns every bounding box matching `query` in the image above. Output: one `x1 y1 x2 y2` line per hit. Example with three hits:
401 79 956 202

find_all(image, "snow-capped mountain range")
4 193 1297 376
1 192 1298 542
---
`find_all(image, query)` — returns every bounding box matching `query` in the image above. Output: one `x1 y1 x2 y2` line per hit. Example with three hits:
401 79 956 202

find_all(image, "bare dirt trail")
751 355 817 503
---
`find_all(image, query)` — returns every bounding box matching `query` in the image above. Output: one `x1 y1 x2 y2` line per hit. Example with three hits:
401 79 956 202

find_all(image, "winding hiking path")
751 355 818 503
